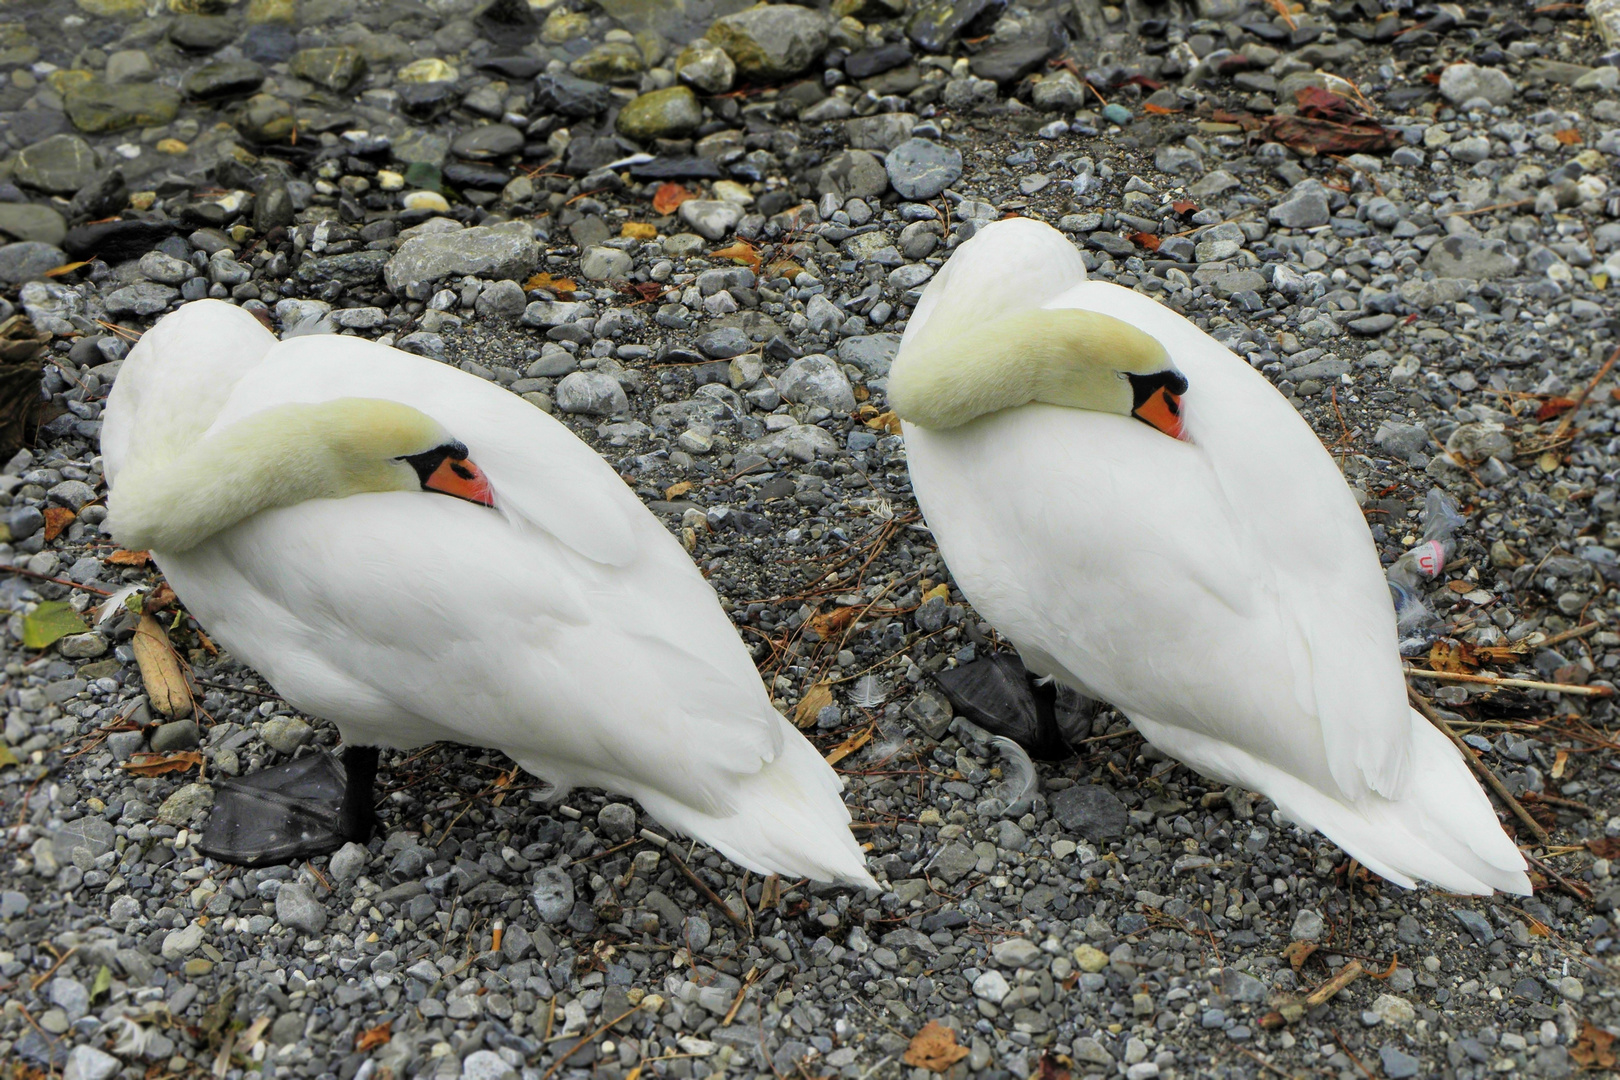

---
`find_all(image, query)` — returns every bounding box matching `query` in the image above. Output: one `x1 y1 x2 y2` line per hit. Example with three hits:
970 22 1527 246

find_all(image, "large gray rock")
0 241 68 285
13 135 100 195
707 4 828 81
274 882 328 935
554 371 628 416
0 203 67 246
384 220 538 293
1438 63 1515 107
104 282 178 317
845 112 917 152
778 354 856 413
1423 235 1518 280
817 150 888 200
677 199 743 241
580 245 634 281
531 867 574 924
885 138 962 201
1050 785 1126 842
1268 180 1332 229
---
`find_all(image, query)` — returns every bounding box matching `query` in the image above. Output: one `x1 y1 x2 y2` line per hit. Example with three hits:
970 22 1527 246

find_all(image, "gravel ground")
4 0 1620 1078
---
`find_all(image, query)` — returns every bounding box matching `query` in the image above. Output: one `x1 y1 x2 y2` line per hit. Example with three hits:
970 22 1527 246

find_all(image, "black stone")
398 81 458 119
563 136 624 176
241 23 297 64
968 22 1062 84
441 161 512 189
626 156 724 180
479 56 545 80
62 217 175 261
294 250 390 286
907 0 1006 53
254 183 295 231
67 169 127 225
476 0 538 49
1051 785 1128 843
532 72 613 118
844 41 913 80
184 59 267 100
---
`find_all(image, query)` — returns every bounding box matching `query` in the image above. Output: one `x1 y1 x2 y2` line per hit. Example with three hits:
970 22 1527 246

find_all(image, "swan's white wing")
1042 282 1411 799
102 300 278 483
208 336 640 567
159 490 784 815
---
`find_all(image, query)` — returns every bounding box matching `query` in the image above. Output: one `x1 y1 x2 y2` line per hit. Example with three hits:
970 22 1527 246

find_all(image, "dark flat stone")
63 217 175 261
627 156 724 180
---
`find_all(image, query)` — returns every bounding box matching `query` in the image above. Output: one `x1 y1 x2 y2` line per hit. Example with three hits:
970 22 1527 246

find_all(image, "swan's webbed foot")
197 746 380 866
932 653 1100 760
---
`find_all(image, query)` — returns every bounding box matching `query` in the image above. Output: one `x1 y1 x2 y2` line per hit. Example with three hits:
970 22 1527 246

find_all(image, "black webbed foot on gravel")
933 653 1102 761
197 746 379 866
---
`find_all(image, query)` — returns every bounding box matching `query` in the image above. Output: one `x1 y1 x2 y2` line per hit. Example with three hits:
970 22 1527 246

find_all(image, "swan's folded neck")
887 308 1173 430
107 398 446 553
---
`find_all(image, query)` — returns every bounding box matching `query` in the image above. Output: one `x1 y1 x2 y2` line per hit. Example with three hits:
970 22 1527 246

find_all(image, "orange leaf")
1537 396 1577 421
711 240 760 267
1142 102 1178 115
44 261 91 277
825 723 875 765
807 606 860 640
523 272 576 296
864 410 903 434
1571 1023 1617 1069
1171 200 1197 214
621 221 657 240
903 1021 971 1072
765 258 804 281
1131 231 1161 251
1554 128 1582 145
652 182 694 215
124 751 204 777
664 481 694 499
42 507 76 542
355 1022 392 1051
106 549 151 566
1282 940 1317 971
792 680 834 730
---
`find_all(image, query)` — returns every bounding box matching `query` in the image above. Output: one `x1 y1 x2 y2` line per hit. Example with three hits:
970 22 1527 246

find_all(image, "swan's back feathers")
102 299 277 484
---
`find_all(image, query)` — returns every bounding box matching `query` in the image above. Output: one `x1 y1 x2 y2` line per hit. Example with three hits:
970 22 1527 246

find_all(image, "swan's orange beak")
424 454 495 507
1132 387 1186 441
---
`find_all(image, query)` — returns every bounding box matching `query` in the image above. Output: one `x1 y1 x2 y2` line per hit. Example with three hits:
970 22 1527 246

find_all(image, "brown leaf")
863 409 903 435
1428 639 1479 674
44 261 92 278
355 1022 392 1051
1571 1023 1617 1070
711 240 761 267
1036 1052 1073 1080
523 272 576 296
1587 837 1620 859
807 605 860 641
1554 128 1583 145
793 681 834 729
824 723 875 765
652 182 694 215
134 614 194 718
1142 102 1178 115
1131 231 1161 251
143 581 177 613
106 549 151 566
1171 200 1198 215
1537 396 1577 421
664 481 694 500
124 750 204 777
620 222 657 240
903 1021 971 1072
764 258 804 281
42 506 75 542
1282 940 1317 971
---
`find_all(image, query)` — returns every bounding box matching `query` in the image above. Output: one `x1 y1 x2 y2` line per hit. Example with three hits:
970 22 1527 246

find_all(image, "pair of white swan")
100 217 1527 895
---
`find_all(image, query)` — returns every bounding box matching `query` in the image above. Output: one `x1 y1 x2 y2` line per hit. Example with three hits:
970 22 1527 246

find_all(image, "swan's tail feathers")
1271 710 1530 895
632 720 878 890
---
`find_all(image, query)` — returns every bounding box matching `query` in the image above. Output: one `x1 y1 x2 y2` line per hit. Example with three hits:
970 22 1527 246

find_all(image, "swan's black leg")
198 746 381 867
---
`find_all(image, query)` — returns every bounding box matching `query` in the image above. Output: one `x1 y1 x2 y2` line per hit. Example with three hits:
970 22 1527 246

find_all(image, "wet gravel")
4 0 1620 1078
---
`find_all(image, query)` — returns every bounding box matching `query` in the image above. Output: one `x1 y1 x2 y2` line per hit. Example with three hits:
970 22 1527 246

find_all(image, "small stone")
1291 910 1325 941
597 803 636 840
275 882 327 935
778 354 855 412
676 38 735 94
184 59 267 99
1073 944 1109 972
991 938 1043 968
161 922 204 960
580 246 634 281
555 371 628 417
1033 69 1086 111
885 138 963 201
618 87 704 141
235 93 295 142
289 46 366 92
260 716 312 754
678 199 743 241
972 970 1009 1003
0 241 69 285
1451 907 1496 944
1269 180 1331 229
816 150 889 201
1423 235 1517 280
707 4 829 81
473 279 527 320
63 1046 120 1080
1050 785 1127 842
1438 63 1515 107
156 783 213 825
64 80 180 134
1558 976 1584 1001
329 842 368 883
683 915 712 952
1378 1045 1420 1079
0 205 67 247
149 719 200 752
461 1050 518 1080
450 124 524 160
1371 994 1415 1026
384 220 538 292
531 867 574 924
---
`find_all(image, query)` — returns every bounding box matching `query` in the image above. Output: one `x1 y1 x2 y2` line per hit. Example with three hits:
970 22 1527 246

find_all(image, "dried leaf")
42 506 75 542
355 1022 392 1051
620 222 657 240
1171 200 1198 214
1571 1023 1617 1070
652 182 694 215
1142 102 1177 115
825 723 875 765
1587 837 1620 859
764 258 804 281
664 481 694 499
124 750 204 777
0 743 17 770
711 240 760 267
133 614 193 718
1036 1052 1074 1080
793 681 834 729
144 581 177 613
807 605 860 641
22 600 89 649
863 409 902 434
1131 231 1161 251
922 583 951 604
1263 88 1394 156
523 272 576 296
1282 940 1317 971
903 1021 971 1072
44 261 91 278
1536 396 1577 421
1552 747 1569 779
1554 128 1583 145
90 965 112 1002
106 549 151 566
1428 639 1479 674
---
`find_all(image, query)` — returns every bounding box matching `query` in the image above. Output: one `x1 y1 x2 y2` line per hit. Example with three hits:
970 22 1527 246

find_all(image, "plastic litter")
1386 489 1462 655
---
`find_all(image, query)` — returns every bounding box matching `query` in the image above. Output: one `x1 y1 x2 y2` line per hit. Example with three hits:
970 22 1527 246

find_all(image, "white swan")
100 299 875 888
888 218 1529 895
